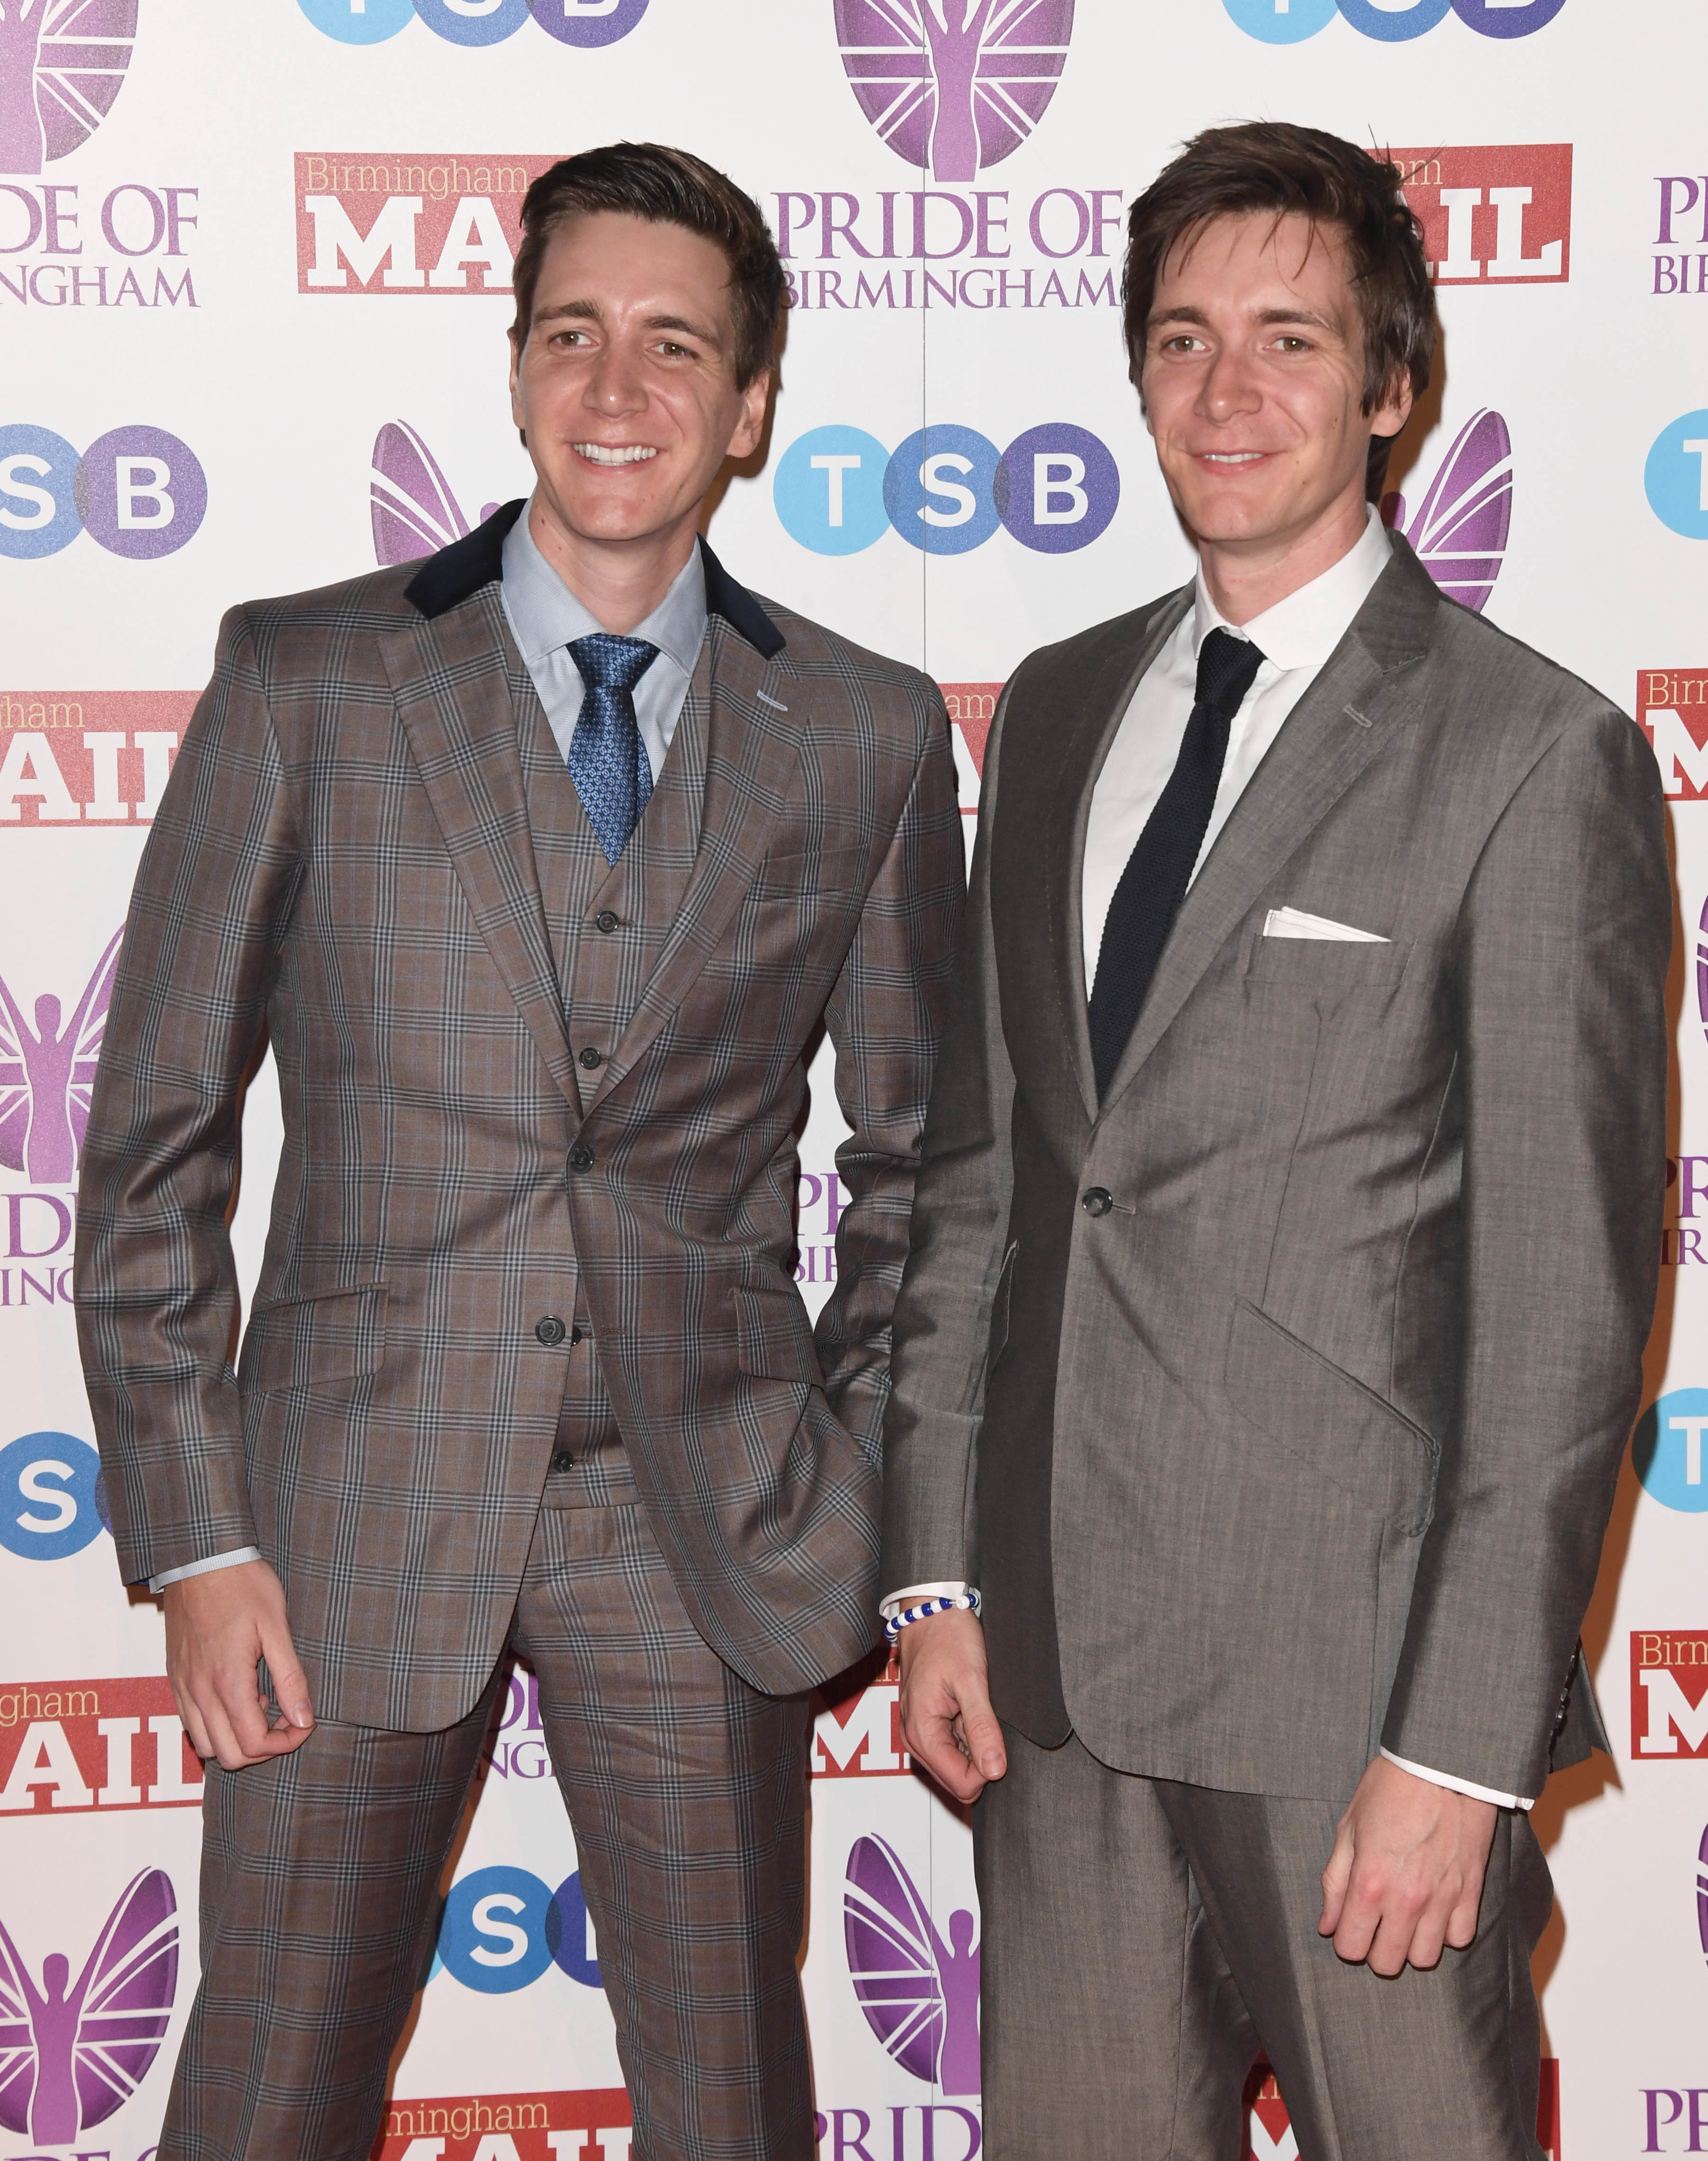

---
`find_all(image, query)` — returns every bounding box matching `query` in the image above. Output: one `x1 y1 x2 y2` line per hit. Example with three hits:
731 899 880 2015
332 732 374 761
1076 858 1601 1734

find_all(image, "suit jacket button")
1081 1187 1114 1217
571 1325 584 1344
594 910 619 934
579 1046 602 1070
568 1143 594 1172
535 1316 568 1346
550 1448 575 1474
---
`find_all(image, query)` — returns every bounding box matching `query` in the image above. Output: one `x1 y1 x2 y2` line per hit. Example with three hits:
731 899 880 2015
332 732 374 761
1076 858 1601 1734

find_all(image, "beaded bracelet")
883 1589 983 1643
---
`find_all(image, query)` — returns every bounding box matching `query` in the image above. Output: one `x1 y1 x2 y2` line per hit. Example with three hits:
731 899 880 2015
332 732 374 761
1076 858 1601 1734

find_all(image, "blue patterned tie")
566 632 659 865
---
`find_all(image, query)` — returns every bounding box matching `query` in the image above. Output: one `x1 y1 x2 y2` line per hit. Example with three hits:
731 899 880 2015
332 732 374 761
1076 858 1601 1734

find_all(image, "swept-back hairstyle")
1122 121 1438 498
511 141 786 389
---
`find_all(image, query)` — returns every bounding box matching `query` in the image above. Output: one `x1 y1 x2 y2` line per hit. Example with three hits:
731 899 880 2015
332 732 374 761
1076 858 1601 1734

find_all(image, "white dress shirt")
148 507 708 1596
886 510 1534 1811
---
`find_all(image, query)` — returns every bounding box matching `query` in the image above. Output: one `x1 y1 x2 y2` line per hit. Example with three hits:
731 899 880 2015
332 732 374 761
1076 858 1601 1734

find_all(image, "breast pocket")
1245 935 1413 1012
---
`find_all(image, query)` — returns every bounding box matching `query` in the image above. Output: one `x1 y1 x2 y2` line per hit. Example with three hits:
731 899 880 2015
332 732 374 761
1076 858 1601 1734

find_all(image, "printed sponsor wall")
2 3 1705 2155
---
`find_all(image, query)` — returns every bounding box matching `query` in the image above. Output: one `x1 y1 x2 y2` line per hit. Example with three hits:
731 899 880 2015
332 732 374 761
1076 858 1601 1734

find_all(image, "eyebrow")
532 299 724 348
1148 303 1344 335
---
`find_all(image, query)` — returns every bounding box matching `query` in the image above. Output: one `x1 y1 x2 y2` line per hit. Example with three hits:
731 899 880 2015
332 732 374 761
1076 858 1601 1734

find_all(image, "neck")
527 497 699 634
1194 484 1371 627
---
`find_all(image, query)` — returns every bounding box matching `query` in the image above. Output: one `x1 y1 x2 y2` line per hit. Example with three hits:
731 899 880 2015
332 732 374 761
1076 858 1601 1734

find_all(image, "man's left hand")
1317 1755 1497 1975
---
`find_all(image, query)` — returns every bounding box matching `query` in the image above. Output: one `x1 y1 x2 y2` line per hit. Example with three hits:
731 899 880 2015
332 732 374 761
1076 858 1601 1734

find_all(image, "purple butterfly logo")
0 0 138 177
834 0 1075 184
843 1835 980 2096
371 421 502 568
1381 408 1512 615
0 1868 178 2143
0 926 123 1185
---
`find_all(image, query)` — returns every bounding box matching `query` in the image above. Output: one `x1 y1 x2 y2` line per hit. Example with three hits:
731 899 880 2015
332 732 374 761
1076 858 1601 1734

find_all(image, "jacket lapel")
1047 589 1193 1122
381 583 582 1111
580 611 802 1114
1096 538 1440 1118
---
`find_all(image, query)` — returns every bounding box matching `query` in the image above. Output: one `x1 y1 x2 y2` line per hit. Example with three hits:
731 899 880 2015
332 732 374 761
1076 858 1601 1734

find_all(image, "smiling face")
508 210 769 589
1140 210 1412 603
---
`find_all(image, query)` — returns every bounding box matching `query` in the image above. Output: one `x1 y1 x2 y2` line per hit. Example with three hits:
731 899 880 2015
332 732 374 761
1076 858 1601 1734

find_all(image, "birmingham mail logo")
1631 1632 1708 1761
0 0 136 177
1223 0 1565 45
0 1867 176 2146
1389 145 1570 285
1378 408 1512 614
843 1836 980 2099
834 0 1074 185
1639 672 1708 799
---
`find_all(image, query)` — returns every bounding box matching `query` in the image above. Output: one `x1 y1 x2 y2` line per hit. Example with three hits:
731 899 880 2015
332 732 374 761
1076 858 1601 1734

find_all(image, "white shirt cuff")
880 1579 974 1620
149 1546 262 1593
1380 1748 1532 1810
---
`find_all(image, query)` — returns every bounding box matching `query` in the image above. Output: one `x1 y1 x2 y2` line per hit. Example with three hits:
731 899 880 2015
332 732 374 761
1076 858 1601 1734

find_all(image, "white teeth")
574 443 659 467
1203 452 1263 463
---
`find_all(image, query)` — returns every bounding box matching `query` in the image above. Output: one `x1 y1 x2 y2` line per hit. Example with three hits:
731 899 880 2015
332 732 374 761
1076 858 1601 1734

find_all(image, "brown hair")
1121 121 1438 498
510 142 786 389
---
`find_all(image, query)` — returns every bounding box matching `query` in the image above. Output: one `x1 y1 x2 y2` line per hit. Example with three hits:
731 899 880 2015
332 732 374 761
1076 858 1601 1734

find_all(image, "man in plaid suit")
75 144 963 2161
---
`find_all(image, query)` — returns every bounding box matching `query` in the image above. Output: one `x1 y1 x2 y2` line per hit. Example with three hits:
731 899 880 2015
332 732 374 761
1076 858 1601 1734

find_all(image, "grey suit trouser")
158 1393 814 2161
975 1723 1552 2161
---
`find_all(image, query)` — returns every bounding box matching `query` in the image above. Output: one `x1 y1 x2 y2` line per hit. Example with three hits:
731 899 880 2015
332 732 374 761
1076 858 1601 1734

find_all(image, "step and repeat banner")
3 3 1707 2157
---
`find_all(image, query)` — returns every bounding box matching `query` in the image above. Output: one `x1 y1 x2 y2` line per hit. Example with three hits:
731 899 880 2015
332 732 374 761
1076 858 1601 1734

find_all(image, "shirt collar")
500 500 708 677
1190 503 1393 673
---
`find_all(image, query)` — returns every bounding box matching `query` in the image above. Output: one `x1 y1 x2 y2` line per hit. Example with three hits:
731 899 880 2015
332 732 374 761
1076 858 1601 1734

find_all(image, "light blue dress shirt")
500 501 708 782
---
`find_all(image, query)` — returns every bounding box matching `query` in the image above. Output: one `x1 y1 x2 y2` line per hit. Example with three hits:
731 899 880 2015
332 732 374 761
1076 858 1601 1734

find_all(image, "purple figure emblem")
0 1868 178 2142
1380 408 1512 615
1697 1822 1708 1969
844 1834 980 2097
834 0 1074 183
371 421 501 567
0 0 138 176
0 926 123 1184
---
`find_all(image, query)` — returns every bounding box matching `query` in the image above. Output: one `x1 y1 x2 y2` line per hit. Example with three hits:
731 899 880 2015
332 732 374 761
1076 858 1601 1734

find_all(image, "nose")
583 335 647 420
1196 342 1261 425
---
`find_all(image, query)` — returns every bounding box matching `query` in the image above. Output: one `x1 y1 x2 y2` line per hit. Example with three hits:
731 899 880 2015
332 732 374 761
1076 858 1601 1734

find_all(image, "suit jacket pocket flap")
241 1284 389 1397
732 1284 824 1386
1225 1299 1436 1531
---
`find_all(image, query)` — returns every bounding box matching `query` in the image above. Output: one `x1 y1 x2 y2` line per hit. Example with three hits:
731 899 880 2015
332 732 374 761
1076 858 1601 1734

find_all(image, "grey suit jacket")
882 535 1668 1804
76 510 964 1731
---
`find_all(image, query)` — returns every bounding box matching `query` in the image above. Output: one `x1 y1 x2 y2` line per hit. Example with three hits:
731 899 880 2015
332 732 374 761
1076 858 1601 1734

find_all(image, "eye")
1158 334 1203 355
1273 335 1312 354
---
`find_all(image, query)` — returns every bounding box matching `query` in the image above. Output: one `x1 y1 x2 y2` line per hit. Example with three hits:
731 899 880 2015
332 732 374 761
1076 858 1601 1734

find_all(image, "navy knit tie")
1088 626 1267 1096
566 632 659 865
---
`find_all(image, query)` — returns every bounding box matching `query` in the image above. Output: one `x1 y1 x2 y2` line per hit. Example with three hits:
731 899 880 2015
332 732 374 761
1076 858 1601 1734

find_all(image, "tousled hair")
511 141 785 389
1122 121 1438 499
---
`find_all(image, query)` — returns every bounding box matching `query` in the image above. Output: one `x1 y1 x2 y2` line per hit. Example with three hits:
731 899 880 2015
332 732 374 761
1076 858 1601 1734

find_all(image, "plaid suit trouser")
158 1371 814 2161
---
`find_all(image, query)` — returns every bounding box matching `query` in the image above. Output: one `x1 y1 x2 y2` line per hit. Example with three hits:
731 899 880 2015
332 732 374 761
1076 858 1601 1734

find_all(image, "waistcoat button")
1081 1187 1114 1218
594 910 619 934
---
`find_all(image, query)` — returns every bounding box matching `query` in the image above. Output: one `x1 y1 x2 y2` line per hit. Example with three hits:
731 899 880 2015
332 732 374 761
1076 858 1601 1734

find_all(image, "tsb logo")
1222 0 1565 41
0 423 205 559
1647 411 1708 540
434 1863 602 1993
296 0 647 48
0 1431 108 1560
1633 1389 1708 1513
774 420 1118 555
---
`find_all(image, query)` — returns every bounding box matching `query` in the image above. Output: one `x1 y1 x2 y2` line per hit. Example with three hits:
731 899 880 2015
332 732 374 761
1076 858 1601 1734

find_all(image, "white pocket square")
1263 906 1389 943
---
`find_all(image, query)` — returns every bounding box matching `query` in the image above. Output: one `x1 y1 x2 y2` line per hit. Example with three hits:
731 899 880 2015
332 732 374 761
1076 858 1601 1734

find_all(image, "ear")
507 328 524 433
728 365 772 461
1369 367 1414 447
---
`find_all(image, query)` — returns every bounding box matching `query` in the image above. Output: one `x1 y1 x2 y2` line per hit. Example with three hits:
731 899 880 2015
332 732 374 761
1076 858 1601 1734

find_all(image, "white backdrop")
4 5 1708 2158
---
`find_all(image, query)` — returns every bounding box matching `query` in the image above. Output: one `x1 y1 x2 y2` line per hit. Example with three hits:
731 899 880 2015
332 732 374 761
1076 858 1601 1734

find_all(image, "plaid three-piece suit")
75 506 964 2161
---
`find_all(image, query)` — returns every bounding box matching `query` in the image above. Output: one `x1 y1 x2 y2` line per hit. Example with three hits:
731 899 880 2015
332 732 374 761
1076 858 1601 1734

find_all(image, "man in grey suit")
881 121 1668 2158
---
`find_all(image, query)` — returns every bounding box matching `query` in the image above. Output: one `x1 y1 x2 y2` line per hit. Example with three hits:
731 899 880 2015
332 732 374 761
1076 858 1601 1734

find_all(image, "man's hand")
163 1560 315 1771
896 1608 1007 1803
1318 1754 1497 1975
